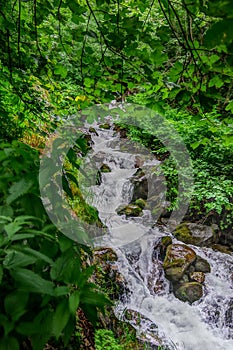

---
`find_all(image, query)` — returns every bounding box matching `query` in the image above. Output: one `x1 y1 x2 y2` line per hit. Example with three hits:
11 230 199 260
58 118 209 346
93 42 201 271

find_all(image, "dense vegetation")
1 0 233 348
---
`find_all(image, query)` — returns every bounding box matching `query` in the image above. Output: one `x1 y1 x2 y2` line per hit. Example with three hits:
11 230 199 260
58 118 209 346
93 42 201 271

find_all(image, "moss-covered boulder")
89 127 99 135
100 164 111 173
116 204 143 217
173 222 218 246
99 122 111 130
174 282 203 303
163 244 196 283
133 198 146 209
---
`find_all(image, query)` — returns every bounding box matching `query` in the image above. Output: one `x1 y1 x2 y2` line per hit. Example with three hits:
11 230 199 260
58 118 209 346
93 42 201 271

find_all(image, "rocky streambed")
77 118 233 350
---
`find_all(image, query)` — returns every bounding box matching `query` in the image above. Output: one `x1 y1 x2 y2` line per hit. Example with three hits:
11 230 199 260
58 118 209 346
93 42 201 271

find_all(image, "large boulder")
173 222 218 246
163 244 196 283
100 164 111 173
174 282 203 303
116 204 143 217
131 169 148 201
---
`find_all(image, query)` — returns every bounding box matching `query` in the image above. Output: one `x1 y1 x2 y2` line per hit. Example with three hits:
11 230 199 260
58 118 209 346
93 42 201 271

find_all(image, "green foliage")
0 141 111 348
95 329 123 350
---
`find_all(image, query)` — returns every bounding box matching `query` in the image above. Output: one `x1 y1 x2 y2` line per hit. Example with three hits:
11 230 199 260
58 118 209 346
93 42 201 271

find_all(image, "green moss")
134 198 146 209
100 164 112 173
99 123 111 130
163 257 186 269
173 223 194 243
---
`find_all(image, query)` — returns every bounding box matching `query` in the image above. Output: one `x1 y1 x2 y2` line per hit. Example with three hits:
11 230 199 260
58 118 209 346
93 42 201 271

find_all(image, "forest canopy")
1 0 233 142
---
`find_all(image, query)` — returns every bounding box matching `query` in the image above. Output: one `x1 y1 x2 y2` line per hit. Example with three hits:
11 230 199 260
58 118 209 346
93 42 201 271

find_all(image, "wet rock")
174 282 203 303
99 122 111 130
116 204 143 217
89 127 99 136
163 244 196 283
173 222 218 246
211 244 232 255
96 170 102 185
135 155 144 168
131 169 148 201
113 124 127 138
189 271 205 283
194 256 211 273
82 133 94 149
100 164 111 173
157 236 172 261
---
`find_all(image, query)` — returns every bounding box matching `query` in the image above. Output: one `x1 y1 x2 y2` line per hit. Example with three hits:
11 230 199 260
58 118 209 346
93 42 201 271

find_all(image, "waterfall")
79 120 233 349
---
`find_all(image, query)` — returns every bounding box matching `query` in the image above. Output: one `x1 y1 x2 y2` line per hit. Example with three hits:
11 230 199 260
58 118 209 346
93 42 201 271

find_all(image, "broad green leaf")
4 222 22 237
4 251 37 269
0 337 19 350
52 300 70 339
11 233 36 241
22 247 53 264
54 286 70 297
0 205 13 217
4 291 29 321
10 268 55 295
80 289 112 307
69 290 80 314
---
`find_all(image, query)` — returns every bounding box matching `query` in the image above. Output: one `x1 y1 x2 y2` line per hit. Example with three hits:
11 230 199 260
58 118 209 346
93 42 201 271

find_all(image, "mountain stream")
79 120 233 350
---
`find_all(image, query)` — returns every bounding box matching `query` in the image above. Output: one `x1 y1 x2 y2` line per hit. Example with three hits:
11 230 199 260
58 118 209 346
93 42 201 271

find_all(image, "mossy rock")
158 236 173 261
164 266 187 282
173 222 216 246
89 127 99 135
133 198 146 209
174 282 203 303
116 204 142 217
100 164 111 173
99 123 111 130
163 244 196 283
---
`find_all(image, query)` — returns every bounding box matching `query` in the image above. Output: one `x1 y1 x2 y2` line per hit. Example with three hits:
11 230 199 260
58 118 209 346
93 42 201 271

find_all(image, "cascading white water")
80 121 233 349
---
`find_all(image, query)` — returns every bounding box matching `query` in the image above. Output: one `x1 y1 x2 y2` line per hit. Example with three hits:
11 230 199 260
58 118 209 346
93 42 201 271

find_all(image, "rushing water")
80 120 233 349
